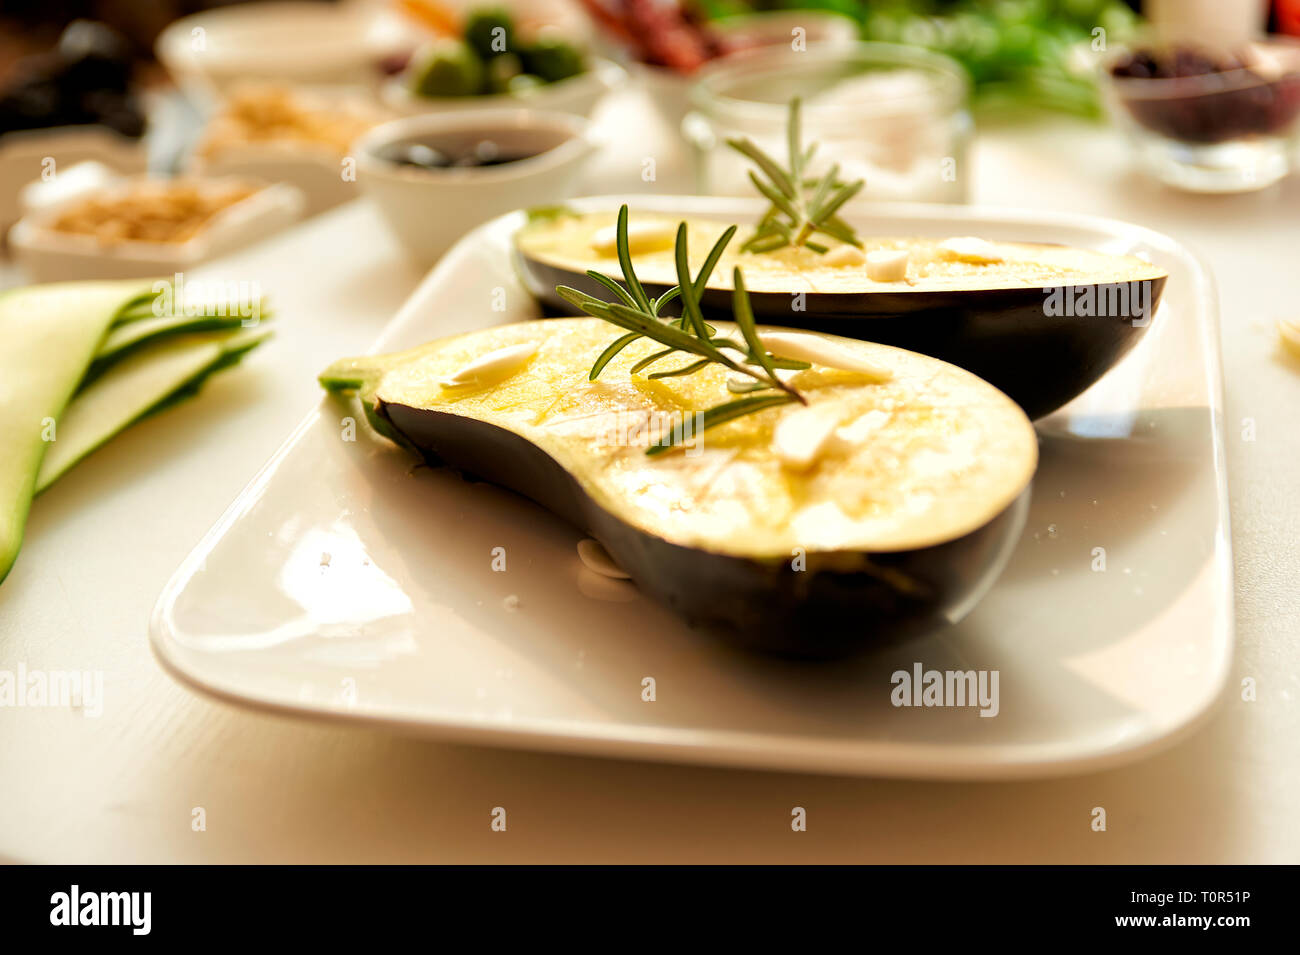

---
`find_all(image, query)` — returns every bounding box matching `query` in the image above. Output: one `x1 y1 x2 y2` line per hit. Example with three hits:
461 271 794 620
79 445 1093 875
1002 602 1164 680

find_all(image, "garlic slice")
774 405 840 471
441 342 538 388
1279 318 1300 359
866 249 909 281
577 538 630 579
757 331 892 381
591 220 676 256
937 236 1005 264
834 408 892 447
821 244 866 267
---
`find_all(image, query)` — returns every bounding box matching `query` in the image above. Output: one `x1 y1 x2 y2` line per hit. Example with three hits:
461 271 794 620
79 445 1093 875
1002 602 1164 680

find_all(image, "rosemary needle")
554 205 810 454
727 98 865 255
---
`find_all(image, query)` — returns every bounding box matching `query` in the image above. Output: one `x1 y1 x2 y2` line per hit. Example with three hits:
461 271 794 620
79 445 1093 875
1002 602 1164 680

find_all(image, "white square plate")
150 196 1232 779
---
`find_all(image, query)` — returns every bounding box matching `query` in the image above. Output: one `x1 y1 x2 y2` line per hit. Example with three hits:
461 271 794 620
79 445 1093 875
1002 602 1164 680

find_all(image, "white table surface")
1 87 1297 863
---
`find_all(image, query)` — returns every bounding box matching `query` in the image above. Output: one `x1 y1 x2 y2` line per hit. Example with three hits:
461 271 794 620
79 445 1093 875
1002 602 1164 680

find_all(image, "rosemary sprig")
554 204 810 455
646 394 797 457
728 98 865 255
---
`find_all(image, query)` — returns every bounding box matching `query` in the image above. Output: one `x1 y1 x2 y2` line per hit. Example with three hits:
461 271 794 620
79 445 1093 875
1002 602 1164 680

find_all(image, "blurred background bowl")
186 85 395 217
9 176 304 282
156 1 410 108
382 56 624 117
1100 32 1300 192
354 108 597 264
684 41 972 204
0 126 147 230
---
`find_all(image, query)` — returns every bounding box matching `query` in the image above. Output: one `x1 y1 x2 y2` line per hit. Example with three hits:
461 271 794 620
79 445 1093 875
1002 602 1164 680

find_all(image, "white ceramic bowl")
189 144 356 218
353 110 596 265
187 88 393 217
9 177 304 283
156 1 409 107
191 144 362 219
382 57 624 118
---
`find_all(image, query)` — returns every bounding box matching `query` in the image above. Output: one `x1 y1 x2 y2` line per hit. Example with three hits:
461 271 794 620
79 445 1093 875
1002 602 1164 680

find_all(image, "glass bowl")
1100 34 1300 192
682 43 972 204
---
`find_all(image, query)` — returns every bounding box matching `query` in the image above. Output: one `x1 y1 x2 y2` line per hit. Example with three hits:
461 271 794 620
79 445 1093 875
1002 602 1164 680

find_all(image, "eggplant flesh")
515 212 1169 421
321 319 1038 657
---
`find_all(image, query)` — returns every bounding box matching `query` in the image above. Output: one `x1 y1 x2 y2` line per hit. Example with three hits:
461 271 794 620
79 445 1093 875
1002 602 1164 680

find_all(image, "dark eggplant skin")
381 400 1030 658
516 250 1166 421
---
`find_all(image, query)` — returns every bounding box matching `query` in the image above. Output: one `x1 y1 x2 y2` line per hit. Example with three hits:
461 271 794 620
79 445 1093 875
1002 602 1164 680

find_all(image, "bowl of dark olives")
1103 36 1300 192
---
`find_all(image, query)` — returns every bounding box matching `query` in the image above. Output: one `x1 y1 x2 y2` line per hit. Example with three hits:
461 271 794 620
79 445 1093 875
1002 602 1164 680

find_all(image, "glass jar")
683 43 972 205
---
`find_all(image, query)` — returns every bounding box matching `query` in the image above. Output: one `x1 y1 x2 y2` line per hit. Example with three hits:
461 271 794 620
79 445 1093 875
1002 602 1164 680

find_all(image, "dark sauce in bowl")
375 135 546 170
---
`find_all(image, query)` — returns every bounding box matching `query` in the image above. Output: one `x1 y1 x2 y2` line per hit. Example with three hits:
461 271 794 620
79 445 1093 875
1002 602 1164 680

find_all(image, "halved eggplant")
320 318 1037 657
514 210 1168 420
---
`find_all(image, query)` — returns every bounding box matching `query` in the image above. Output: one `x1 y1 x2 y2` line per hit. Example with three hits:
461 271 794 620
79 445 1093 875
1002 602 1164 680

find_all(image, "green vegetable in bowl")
507 74 545 95
520 37 586 84
465 8 516 59
408 39 486 97
486 52 524 93
406 10 588 100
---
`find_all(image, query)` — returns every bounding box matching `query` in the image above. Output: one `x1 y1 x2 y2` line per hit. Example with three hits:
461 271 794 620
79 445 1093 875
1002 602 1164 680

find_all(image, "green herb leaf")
808 162 838 217
614 205 653 314
648 358 712 379
589 332 641 380
747 172 802 224
693 224 738 295
788 97 802 179
556 284 604 309
605 302 717 359
646 393 798 456
651 286 681 315
758 356 811 371
558 208 810 453
732 267 776 378
673 224 712 341
584 270 638 309
728 97 866 254
813 217 859 247
629 347 676 375
725 137 796 198
732 267 803 402
743 234 791 255
814 179 865 225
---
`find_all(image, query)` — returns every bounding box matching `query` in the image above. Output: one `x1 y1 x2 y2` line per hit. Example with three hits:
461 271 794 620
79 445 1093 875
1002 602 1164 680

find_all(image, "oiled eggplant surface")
322 319 1038 656
515 212 1168 419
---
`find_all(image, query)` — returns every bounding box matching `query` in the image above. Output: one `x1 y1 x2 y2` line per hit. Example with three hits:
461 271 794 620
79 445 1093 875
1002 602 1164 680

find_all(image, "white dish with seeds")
151 195 1231 779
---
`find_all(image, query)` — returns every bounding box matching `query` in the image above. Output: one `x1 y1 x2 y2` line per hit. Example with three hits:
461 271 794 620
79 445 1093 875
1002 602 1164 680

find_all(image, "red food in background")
576 0 734 72
1276 0 1300 36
